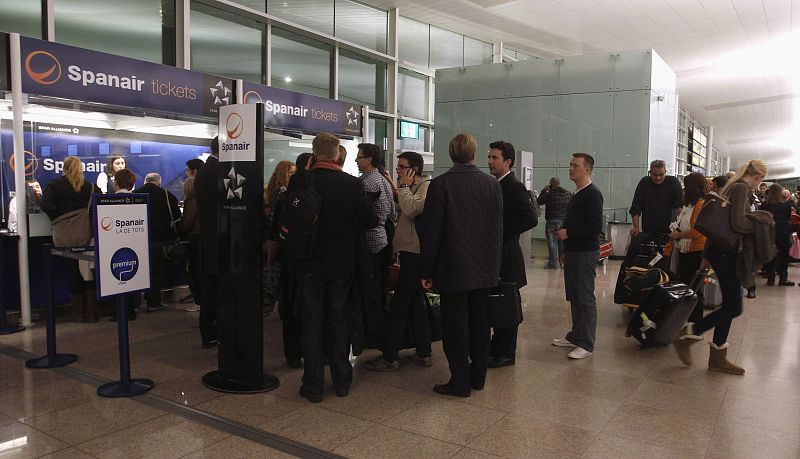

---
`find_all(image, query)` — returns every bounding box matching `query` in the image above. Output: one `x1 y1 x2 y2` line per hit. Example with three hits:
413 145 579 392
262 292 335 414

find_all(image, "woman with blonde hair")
40 156 102 322
674 160 767 375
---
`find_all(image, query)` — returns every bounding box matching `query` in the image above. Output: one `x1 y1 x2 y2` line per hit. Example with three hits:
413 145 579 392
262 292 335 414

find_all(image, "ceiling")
361 0 800 178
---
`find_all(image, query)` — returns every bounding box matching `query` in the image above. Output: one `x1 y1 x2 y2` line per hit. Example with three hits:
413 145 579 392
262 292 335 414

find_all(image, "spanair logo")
226 112 244 139
9 151 39 178
243 90 263 104
25 50 62 85
100 217 113 232
346 106 359 126
110 247 139 282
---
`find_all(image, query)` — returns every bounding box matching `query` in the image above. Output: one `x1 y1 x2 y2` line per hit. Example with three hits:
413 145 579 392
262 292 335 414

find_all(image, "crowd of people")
29 130 799 400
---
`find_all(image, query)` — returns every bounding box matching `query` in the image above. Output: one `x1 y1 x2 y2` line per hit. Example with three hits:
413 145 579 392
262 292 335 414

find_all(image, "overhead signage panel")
20 36 234 118
242 82 362 137
94 194 151 299
219 104 259 163
0 33 9 91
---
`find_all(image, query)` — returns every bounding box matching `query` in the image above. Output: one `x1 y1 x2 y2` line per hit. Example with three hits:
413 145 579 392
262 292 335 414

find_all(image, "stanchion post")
25 244 78 368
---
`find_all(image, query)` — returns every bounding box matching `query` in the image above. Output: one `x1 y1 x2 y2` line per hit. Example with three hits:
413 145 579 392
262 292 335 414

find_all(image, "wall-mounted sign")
94 194 151 299
218 104 259 163
0 33 9 92
399 120 419 139
20 36 234 119
242 82 362 137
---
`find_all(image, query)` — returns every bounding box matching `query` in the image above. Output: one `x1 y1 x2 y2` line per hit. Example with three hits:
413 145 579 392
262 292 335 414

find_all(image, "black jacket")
629 175 682 235
419 164 503 292
195 155 221 275
499 173 538 287
41 177 100 221
132 182 181 243
761 201 792 237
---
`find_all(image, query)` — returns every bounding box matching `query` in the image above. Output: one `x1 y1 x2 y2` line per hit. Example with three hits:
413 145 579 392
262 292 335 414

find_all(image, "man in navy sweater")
552 153 604 359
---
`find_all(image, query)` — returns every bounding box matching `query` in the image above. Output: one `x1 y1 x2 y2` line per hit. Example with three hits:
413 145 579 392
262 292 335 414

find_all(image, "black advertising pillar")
203 103 278 393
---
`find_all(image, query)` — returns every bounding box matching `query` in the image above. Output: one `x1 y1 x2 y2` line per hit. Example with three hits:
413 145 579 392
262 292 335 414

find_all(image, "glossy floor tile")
1 261 799 458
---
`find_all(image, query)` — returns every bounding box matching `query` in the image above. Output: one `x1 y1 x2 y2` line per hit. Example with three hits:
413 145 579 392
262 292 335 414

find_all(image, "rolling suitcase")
626 271 703 348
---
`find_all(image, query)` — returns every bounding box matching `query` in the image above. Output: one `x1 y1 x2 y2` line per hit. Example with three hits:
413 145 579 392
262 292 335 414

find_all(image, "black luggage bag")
613 233 670 305
625 271 704 348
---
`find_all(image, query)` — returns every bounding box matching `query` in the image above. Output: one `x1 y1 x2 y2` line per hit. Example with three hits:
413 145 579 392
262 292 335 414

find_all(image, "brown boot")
69 293 85 322
672 324 701 366
708 342 744 375
84 290 99 323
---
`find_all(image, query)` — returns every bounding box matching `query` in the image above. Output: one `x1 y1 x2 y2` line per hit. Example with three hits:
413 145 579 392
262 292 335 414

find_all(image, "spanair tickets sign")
20 36 234 118
242 82 362 137
94 194 150 299
218 104 258 162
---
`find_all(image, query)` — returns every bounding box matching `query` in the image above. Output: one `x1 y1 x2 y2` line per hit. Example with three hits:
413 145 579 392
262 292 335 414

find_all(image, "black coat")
132 182 181 243
499 173 538 287
41 177 101 221
195 155 221 275
419 164 503 293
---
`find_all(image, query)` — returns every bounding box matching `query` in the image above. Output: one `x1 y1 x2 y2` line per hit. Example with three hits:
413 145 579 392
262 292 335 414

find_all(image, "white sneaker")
552 338 577 347
568 347 593 359
184 305 200 312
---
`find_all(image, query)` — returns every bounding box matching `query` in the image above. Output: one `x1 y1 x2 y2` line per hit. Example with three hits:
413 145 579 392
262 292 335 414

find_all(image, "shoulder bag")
695 192 740 253
51 184 93 248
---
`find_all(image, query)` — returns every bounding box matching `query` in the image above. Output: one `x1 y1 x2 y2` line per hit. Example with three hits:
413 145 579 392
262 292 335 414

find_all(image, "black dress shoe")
433 383 469 398
201 339 218 349
487 356 515 368
299 386 322 403
335 387 349 397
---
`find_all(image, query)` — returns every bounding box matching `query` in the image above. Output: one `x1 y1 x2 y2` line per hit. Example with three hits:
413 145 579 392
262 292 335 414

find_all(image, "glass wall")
0 0 42 38
268 0 333 36
398 17 429 68
230 0 267 10
335 0 387 53
54 0 175 65
429 26 463 70
369 117 388 151
464 37 492 66
190 3 265 83
398 68 427 120
271 28 332 98
398 17 493 71
339 50 387 111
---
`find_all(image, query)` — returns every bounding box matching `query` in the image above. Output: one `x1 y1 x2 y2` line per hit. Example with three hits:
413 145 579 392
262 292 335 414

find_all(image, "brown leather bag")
51 186 93 248
695 192 739 253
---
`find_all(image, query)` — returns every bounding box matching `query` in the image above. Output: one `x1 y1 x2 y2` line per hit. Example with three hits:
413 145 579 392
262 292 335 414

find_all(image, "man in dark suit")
194 137 221 348
420 132 503 398
133 172 181 313
297 133 376 403
486 141 538 368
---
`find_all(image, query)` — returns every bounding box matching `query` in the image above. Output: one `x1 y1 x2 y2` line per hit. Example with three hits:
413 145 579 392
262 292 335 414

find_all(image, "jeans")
564 250 599 352
384 252 432 362
440 289 490 394
545 219 563 267
300 273 352 396
693 245 742 345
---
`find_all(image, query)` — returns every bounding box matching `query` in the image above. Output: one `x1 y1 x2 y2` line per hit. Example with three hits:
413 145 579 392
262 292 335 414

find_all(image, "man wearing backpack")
295 133 377 403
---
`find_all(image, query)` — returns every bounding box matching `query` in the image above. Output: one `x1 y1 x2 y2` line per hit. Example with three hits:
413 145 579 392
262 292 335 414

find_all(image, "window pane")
272 29 331 98
368 117 387 151
191 4 264 83
229 0 266 11
464 37 492 66
334 0 386 53
268 0 333 36
398 17 428 68
398 68 427 120
54 0 174 64
0 0 42 38
429 26 463 70
339 50 386 111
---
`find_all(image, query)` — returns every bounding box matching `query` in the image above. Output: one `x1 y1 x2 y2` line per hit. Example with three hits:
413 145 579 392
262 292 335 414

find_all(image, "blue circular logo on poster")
110 248 139 282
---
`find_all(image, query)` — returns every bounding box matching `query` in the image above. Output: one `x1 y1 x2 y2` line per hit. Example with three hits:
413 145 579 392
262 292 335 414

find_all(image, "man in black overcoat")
194 137 221 348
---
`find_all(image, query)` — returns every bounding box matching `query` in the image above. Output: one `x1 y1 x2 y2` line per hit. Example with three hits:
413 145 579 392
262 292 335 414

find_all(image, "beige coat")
392 180 429 254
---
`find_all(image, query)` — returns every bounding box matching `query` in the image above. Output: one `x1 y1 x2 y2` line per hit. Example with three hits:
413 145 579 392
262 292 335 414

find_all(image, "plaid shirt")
537 186 572 220
361 169 396 253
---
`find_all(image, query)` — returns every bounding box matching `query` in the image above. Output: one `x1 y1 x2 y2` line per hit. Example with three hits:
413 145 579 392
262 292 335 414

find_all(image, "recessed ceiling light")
284 76 293 83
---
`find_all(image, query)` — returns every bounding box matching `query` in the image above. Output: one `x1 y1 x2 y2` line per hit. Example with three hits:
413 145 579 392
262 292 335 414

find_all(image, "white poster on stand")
94 194 151 299
219 104 258 162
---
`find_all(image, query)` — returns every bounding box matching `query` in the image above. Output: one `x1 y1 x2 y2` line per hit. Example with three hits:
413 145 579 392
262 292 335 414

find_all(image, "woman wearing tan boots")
673 160 767 375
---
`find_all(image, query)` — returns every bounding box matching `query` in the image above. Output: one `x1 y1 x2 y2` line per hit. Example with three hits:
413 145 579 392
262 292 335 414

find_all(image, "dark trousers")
490 288 520 359
676 250 704 324
300 273 352 396
64 258 92 293
200 275 217 344
145 246 165 307
440 289 490 394
280 258 302 363
764 232 791 281
383 252 432 362
693 245 742 345
185 236 203 304
564 250 599 352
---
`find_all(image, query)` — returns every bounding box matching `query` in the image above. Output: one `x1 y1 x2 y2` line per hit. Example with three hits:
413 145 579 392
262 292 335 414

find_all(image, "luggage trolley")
613 233 671 310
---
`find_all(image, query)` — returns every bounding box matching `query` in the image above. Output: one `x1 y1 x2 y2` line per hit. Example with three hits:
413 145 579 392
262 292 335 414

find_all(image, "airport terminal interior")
2 0 800 457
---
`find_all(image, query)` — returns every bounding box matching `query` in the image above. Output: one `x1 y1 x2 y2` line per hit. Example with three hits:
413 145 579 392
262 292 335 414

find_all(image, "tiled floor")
2 260 800 458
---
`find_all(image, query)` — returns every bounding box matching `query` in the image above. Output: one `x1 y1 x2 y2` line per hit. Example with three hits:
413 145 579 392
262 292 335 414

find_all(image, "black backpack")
278 177 322 259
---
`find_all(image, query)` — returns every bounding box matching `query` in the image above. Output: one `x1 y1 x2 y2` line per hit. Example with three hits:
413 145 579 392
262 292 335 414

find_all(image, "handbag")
162 189 189 265
790 234 800 260
695 192 740 252
488 282 522 328
51 185 93 248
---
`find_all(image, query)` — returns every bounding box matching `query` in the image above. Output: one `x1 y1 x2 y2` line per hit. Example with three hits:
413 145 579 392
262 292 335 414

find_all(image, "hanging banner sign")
19 36 234 118
218 104 259 163
94 194 151 299
0 33 9 92
242 82 362 137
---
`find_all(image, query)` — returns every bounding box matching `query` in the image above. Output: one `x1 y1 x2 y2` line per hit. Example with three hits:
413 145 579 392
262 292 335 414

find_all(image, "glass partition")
335 0 387 53
268 0 333 36
463 37 492 66
339 50 387 111
429 26 463 70
398 68 427 120
398 16 429 67
271 28 332 98
0 0 42 38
